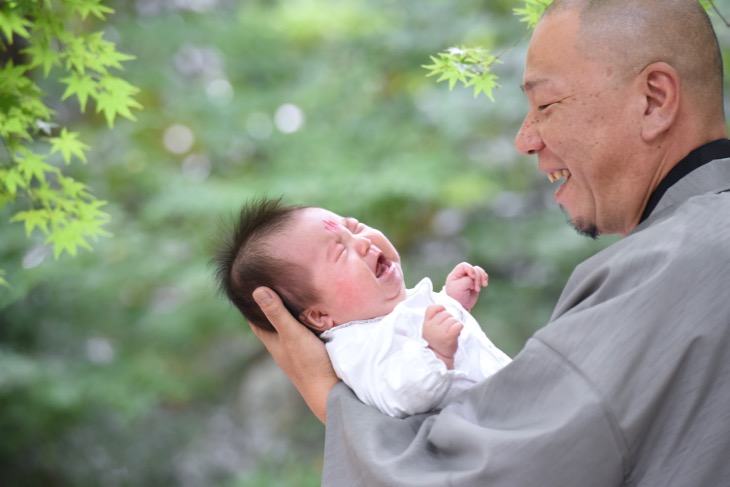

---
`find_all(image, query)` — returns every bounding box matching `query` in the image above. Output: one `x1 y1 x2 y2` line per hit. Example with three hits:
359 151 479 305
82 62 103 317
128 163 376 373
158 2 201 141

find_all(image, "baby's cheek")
331 279 365 306
330 278 380 317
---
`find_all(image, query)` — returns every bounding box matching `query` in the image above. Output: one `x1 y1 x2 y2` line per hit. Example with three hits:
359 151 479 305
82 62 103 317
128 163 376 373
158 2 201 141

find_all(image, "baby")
213 197 511 417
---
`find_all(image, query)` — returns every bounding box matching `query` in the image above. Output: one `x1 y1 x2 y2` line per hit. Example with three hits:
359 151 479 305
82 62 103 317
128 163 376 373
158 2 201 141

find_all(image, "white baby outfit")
320 277 511 418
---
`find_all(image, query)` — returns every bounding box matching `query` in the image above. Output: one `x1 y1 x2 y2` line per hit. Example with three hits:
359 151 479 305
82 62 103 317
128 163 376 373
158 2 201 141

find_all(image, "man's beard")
561 207 599 240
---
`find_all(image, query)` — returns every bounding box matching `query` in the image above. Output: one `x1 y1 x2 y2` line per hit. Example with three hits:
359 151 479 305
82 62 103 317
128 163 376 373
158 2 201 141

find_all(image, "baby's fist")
444 262 488 311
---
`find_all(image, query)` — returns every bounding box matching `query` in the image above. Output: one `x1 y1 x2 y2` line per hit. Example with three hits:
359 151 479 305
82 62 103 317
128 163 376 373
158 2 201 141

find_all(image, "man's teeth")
547 169 571 183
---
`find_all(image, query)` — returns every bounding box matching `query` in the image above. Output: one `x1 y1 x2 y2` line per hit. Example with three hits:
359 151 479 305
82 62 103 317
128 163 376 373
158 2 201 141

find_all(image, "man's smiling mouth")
547 169 571 183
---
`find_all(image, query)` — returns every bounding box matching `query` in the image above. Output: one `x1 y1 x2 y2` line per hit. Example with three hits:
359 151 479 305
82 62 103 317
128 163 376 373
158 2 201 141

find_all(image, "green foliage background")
1 0 728 486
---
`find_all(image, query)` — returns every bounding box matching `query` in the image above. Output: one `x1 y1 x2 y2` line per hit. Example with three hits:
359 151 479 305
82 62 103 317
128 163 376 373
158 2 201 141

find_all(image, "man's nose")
514 114 545 155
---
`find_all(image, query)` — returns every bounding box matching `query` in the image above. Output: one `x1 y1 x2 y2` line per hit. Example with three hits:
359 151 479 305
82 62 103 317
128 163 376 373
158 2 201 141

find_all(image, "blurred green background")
1 0 728 485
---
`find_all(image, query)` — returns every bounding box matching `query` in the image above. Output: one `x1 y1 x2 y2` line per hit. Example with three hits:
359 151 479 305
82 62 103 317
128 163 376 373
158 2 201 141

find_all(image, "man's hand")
422 304 464 369
444 262 488 311
251 287 340 423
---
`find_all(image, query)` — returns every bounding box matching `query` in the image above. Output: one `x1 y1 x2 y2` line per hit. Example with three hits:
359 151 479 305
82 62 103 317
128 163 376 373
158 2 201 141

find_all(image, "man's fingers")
252 286 275 306
248 318 278 342
248 321 282 355
253 286 300 335
248 321 266 340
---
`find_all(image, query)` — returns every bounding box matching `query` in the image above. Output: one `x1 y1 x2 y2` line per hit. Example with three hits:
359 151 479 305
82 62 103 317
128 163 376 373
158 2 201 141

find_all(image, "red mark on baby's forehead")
323 219 341 232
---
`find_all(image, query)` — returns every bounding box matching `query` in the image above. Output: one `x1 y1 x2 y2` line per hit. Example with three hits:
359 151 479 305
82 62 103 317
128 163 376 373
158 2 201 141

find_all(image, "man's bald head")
545 0 724 123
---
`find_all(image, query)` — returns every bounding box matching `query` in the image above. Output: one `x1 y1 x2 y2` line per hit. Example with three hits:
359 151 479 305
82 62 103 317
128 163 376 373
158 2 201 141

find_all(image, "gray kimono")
322 155 730 486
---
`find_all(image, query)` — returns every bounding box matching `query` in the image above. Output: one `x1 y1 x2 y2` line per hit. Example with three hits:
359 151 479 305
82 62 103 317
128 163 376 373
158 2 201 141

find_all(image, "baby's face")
272 208 406 329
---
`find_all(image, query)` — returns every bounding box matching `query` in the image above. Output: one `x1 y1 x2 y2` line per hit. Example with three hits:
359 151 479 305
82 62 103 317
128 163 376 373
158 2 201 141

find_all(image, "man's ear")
639 62 680 142
299 307 336 332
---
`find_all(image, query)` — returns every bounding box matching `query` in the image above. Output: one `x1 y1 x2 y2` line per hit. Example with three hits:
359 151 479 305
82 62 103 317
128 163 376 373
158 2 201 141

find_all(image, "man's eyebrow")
520 77 548 93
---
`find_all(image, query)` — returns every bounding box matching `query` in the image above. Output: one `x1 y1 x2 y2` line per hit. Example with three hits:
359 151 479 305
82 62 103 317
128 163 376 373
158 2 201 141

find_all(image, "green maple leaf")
0 10 31 41
49 128 90 164
423 54 468 90
61 36 90 74
45 221 94 259
467 72 499 101
54 193 79 213
19 96 53 123
10 209 51 236
58 175 91 199
0 167 27 194
0 62 32 90
22 41 59 76
0 115 31 139
95 77 142 127
513 0 553 29
34 184 62 206
423 53 453 73
87 32 136 71
78 197 108 214
17 150 57 182
48 207 69 228
423 48 499 99
73 0 115 20
60 71 99 112
0 0 142 279
77 212 112 239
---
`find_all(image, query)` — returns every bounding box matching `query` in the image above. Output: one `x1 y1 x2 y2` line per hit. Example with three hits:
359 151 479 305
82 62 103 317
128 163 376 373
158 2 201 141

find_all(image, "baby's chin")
336 291 408 327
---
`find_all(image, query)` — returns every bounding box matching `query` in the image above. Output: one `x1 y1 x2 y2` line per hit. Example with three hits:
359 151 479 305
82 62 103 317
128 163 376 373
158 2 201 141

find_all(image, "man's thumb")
253 287 274 307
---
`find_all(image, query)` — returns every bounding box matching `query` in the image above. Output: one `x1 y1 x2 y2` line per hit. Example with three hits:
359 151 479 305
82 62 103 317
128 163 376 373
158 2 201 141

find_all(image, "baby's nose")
352 235 371 255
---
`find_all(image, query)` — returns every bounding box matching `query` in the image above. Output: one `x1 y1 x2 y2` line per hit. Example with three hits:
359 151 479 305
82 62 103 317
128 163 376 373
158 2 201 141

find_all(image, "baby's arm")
422 304 463 370
444 262 488 311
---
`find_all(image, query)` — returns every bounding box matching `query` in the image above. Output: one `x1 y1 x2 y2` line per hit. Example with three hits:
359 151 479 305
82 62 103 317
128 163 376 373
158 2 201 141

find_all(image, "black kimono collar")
640 138 730 222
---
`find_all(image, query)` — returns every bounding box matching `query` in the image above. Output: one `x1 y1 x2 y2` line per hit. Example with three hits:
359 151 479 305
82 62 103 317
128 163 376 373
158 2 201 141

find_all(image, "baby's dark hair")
212 197 319 333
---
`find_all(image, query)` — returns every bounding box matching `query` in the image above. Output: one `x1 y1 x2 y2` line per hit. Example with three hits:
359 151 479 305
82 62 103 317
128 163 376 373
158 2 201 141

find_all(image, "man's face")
514 9 646 237
272 208 407 329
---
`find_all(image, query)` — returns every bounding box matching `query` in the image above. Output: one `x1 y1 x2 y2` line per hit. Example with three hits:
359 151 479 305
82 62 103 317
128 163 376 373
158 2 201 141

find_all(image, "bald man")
250 0 730 485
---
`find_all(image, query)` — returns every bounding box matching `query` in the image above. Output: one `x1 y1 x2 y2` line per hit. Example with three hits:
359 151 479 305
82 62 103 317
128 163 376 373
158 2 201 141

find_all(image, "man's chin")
561 207 600 240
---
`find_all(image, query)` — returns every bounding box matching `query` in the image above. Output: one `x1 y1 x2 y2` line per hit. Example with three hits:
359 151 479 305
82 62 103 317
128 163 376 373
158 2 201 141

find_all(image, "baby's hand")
444 262 488 311
422 304 464 369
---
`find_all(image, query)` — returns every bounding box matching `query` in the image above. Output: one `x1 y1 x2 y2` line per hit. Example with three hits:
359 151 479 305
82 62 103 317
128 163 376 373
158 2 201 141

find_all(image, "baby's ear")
299 308 336 332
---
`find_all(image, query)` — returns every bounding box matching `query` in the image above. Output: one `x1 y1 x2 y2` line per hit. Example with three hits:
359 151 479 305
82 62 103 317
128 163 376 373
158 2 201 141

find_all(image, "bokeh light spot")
163 124 195 154
274 103 305 134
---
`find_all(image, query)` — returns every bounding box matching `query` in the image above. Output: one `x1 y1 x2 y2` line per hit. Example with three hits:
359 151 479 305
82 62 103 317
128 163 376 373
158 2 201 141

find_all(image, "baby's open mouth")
376 255 389 278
